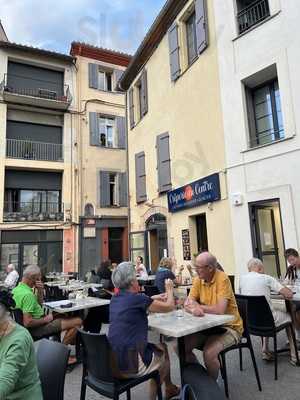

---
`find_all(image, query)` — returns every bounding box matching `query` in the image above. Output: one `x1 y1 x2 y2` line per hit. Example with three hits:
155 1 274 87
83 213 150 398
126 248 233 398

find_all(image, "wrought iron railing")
237 0 270 34
6 138 63 162
249 129 284 148
3 201 64 222
0 73 72 104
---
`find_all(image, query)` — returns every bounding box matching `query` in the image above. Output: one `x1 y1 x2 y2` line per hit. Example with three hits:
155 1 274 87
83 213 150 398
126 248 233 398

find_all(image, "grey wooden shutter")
168 22 181 81
157 133 172 193
195 0 208 55
113 69 123 91
100 171 110 207
119 172 128 207
88 63 98 89
135 152 147 203
89 112 99 146
129 88 135 129
116 116 126 149
141 69 148 116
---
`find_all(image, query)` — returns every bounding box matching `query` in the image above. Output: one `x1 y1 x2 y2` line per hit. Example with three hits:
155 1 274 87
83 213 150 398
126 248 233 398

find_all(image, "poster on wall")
182 229 191 261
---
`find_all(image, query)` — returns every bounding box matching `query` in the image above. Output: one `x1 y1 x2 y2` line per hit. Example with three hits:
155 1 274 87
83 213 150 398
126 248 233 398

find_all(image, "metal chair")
219 295 262 397
78 329 163 400
36 339 70 400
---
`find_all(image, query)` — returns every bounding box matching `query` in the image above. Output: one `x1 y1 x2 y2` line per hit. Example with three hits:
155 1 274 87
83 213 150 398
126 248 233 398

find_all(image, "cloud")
0 0 166 55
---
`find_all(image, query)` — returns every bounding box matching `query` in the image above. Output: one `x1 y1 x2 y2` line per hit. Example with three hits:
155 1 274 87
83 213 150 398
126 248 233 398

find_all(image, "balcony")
0 73 72 110
3 201 64 223
6 139 63 162
237 0 270 34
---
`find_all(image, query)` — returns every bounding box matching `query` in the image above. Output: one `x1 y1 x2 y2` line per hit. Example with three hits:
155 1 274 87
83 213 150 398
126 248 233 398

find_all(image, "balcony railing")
6 139 63 162
237 0 270 34
3 201 64 223
0 73 72 108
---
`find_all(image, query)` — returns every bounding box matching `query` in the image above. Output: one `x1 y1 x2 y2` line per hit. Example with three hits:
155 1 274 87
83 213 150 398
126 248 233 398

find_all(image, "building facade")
214 0 300 278
70 43 131 277
0 41 78 278
120 0 236 274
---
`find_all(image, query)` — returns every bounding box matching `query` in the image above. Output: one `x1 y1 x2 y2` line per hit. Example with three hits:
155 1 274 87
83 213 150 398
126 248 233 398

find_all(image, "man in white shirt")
240 258 298 364
4 264 19 289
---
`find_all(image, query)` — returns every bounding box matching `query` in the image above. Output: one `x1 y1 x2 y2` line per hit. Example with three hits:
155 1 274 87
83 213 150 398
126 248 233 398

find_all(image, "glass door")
23 244 38 267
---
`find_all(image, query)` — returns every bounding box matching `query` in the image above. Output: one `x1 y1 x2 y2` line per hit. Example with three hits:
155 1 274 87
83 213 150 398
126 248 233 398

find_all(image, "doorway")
249 200 286 277
146 214 168 272
196 214 208 253
108 228 123 264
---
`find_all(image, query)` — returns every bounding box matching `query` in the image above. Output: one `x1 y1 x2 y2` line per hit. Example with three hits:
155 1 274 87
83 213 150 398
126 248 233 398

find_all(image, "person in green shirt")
0 289 43 400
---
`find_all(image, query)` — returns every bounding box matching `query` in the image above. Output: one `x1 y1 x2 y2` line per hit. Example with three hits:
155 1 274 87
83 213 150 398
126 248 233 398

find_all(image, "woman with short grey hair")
109 262 179 400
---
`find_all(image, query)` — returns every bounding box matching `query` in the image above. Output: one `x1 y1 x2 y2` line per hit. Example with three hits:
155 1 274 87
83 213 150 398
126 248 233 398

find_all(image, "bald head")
6 264 15 273
194 252 219 281
196 252 218 268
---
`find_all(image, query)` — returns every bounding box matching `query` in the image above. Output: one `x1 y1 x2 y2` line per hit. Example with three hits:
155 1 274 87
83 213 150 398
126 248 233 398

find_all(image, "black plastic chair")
219 295 262 397
144 285 159 297
36 339 70 400
11 308 24 326
180 384 197 400
78 329 163 400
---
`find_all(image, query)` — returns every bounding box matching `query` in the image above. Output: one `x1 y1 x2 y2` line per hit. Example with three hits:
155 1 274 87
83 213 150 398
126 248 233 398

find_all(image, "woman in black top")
97 260 113 289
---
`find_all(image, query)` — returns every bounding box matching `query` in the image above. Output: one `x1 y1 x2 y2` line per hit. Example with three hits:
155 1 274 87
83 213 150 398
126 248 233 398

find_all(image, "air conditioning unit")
38 88 57 100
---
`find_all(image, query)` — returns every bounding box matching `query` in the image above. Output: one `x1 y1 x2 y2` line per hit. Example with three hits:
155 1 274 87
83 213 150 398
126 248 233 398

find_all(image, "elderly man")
12 265 82 364
4 264 19 289
184 252 243 380
240 258 299 364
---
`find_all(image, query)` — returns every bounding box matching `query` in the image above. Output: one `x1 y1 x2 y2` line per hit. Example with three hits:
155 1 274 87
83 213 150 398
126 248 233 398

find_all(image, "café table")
58 283 103 292
148 311 234 384
137 275 156 281
43 297 110 314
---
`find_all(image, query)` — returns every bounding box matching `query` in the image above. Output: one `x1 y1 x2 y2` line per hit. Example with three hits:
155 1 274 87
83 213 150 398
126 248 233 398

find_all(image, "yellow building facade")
120 0 235 274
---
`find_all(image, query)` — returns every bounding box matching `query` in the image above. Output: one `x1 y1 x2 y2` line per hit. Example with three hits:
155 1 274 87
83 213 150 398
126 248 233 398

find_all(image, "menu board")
182 229 191 261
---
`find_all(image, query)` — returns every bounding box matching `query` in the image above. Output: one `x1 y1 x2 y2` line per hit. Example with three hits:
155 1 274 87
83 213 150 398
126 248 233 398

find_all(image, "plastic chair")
78 329 163 400
144 285 160 297
218 295 262 397
11 308 24 326
180 384 197 400
238 294 298 380
36 339 70 400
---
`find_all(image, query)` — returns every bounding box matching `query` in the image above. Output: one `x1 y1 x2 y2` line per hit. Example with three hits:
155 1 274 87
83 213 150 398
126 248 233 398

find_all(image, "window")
4 189 61 214
249 80 284 147
186 11 197 65
99 116 115 148
130 232 146 264
98 69 112 92
109 173 118 206
236 0 270 34
137 82 143 120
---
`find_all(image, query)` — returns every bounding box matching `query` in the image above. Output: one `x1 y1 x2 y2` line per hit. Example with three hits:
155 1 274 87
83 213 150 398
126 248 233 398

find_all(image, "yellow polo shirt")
189 270 243 335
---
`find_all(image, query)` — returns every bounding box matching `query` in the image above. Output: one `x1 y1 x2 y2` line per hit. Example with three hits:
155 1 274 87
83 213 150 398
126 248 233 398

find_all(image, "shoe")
165 384 180 400
289 358 299 366
262 351 274 361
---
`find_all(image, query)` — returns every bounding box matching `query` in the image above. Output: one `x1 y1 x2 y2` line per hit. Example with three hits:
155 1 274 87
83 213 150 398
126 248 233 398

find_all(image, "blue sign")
167 173 221 213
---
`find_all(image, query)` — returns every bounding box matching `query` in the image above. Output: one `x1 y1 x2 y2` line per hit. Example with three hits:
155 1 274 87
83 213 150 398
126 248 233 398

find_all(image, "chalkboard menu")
182 229 191 261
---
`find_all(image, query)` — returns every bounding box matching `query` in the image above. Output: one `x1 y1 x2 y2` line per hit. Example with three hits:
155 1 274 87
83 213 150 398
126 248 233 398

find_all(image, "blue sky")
0 0 166 55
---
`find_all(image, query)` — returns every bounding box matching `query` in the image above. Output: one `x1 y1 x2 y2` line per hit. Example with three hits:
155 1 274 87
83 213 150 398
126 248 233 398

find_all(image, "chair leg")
221 353 229 398
126 389 131 400
80 381 87 400
289 324 299 364
154 374 163 400
273 335 278 381
248 342 262 391
239 347 243 371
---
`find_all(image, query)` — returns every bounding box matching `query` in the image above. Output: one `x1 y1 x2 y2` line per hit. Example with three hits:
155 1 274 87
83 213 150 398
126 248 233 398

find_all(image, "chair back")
228 275 235 293
181 384 197 400
36 339 70 400
237 294 275 335
144 285 159 297
11 308 24 326
234 295 250 338
78 329 114 383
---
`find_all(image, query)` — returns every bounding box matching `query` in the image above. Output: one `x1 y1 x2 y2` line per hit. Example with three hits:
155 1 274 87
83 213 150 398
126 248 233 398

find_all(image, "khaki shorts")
192 327 241 351
30 318 62 339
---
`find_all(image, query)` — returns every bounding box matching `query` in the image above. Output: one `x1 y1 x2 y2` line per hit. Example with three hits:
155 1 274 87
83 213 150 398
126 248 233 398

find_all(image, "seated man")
4 264 19 289
184 252 243 380
12 265 82 362
240 258 298 364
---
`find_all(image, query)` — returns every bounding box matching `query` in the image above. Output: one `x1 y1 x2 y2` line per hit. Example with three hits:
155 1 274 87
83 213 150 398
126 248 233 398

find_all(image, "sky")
0 0 166 55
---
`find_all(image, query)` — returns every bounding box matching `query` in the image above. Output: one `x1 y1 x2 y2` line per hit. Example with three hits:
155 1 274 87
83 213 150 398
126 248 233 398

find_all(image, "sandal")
165 384 180 400
262 351 274 361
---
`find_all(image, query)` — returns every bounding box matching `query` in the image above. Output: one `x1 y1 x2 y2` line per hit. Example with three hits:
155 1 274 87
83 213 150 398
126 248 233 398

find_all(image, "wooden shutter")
88 63 98 89
168 22 181 81
129 88 135 129
195 0 208 55
113 69 123 91
116 116 126 149
89 112 99 146
100 171 110 207
135 152 147 203
140 69 148 116
157 133 172 193
119 172 128 207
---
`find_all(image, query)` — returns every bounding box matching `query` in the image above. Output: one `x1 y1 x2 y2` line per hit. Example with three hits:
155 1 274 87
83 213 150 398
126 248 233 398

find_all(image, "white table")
58 283 103 292
148 311 234 383
44 297 110 314
137 275 156 282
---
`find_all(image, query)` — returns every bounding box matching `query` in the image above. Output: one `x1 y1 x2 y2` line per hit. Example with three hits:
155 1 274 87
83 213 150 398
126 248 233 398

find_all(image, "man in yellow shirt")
184 252 243 379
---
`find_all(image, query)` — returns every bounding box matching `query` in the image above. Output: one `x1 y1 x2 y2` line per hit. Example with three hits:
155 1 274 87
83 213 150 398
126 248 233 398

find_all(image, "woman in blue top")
108 262 179 400
155 257 177 293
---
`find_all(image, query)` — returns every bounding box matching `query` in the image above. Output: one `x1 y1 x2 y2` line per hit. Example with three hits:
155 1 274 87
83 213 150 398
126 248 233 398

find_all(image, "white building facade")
214 0 300 278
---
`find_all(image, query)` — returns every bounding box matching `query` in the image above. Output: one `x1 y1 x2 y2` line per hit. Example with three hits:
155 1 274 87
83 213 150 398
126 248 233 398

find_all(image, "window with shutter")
195 0 208 55
168 22 181 81
113 69 123 91
116 116 126 149
88 63 98 89
156 133 172 194
135 152 147 203
140 69 148 117
89 112 99 146
119 172 128 207
99 171 111 207
129 88 135 129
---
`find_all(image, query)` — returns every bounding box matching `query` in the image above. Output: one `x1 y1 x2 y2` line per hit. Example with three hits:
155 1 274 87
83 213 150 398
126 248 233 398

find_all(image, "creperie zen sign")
167 173 221 213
